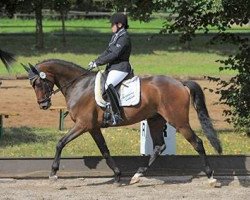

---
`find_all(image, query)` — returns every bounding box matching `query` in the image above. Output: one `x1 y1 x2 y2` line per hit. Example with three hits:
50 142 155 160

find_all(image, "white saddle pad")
94 71 140 108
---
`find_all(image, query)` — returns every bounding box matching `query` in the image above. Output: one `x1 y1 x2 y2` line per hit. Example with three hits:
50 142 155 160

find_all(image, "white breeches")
105 70 128 90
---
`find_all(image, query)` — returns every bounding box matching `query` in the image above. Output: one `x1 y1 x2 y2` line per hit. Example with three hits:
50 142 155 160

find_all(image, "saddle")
94 71 141 108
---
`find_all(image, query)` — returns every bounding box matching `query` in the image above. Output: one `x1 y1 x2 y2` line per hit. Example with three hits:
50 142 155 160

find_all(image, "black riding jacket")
95 28 132 73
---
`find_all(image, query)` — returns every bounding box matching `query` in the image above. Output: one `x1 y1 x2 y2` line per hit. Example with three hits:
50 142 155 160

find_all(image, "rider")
88 13 132 125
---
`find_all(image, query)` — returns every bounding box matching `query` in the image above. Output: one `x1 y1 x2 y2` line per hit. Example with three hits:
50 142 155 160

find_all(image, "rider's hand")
88 61 97 70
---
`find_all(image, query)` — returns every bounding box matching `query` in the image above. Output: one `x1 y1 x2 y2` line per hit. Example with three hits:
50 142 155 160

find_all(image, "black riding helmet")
110 13 129 29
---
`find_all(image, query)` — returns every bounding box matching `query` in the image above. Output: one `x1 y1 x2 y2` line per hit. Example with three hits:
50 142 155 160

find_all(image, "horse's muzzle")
39 100 51 110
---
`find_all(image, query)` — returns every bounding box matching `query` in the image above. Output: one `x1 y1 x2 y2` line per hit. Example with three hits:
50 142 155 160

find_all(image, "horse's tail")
182 80 222 154
0 49 16 72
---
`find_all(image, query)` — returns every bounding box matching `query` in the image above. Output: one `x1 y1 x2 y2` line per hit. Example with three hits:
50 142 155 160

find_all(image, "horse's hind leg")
179 126 217 186
130 114 166 184
90 128 121 183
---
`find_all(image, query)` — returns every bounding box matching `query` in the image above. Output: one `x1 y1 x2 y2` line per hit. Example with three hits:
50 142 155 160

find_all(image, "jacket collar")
115 28 125 36
109 28 126 46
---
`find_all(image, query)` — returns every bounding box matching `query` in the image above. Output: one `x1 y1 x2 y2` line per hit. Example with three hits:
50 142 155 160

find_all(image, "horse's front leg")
49 125 84 179
90 128 121 183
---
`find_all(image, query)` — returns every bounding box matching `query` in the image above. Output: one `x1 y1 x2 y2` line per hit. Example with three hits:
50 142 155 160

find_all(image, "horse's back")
139 75 190 127
139 74 189 109
140 75 184 91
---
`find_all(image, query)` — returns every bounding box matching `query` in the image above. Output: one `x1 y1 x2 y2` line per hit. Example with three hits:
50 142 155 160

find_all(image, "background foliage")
127 0 250 133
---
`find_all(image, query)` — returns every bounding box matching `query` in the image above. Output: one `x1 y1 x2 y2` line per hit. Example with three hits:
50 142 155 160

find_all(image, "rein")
51 69 91 95
37 68 92 104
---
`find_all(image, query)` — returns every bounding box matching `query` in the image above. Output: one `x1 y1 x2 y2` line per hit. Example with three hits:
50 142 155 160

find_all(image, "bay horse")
24 59 222 186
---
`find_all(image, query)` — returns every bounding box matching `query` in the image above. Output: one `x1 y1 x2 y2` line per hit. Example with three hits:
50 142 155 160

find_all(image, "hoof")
49 175 58 181
130 173 142 185
208 177 217 187
130 177 140 185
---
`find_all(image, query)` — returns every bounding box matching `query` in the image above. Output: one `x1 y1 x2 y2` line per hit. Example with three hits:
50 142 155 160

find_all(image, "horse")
23 59 222 186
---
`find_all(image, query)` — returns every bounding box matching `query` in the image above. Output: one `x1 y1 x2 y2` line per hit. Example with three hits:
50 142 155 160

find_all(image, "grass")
0 51 231 76
0 18 167 34
0 33 239 76
0 127 249 157
1 18 249 33
1 18 249 76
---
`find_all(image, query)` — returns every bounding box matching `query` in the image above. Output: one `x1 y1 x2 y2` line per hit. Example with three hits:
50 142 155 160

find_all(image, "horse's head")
23 63 54 110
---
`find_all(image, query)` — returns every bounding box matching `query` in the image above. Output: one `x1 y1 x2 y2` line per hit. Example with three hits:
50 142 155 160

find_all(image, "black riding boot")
106 84 123 125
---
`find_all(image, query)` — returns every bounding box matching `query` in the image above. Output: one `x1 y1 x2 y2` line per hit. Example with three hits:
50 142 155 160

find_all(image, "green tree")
129 0 250 133
1 0 46 49
0 0 17 17
51 0 73 46
2 0 75 49
33 0 44 49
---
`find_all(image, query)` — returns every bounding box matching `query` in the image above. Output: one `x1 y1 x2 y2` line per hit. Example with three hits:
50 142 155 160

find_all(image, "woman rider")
88 13 133 125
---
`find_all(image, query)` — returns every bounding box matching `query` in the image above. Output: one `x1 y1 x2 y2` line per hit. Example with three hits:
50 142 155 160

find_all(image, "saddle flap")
94 71 140 107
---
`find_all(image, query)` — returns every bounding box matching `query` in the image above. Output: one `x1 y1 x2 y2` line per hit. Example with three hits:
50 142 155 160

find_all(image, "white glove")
88 61 97 70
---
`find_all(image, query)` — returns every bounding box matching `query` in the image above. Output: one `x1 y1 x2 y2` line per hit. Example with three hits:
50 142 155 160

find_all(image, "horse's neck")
56 71 95 98
52 67 86 92
62 74 96 109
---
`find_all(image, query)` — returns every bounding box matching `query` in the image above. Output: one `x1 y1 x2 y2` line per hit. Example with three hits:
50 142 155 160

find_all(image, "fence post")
59 109 69 131
59 109 64 131
140 120 176 155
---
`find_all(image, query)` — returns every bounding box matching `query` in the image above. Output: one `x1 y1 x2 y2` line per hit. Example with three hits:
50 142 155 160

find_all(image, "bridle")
22 62 94 106
30 75 55 104
29 67 91 105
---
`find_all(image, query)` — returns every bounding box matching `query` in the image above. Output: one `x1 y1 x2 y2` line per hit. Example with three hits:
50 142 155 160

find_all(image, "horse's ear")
28 63 39 75
21 63 30 73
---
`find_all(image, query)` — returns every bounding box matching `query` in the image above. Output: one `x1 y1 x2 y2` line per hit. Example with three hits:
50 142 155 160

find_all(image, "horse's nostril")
39 101 51 110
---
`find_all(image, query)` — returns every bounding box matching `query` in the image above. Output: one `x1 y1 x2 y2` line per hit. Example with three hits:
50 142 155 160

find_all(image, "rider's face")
111 23 123 33
111 24 117 33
